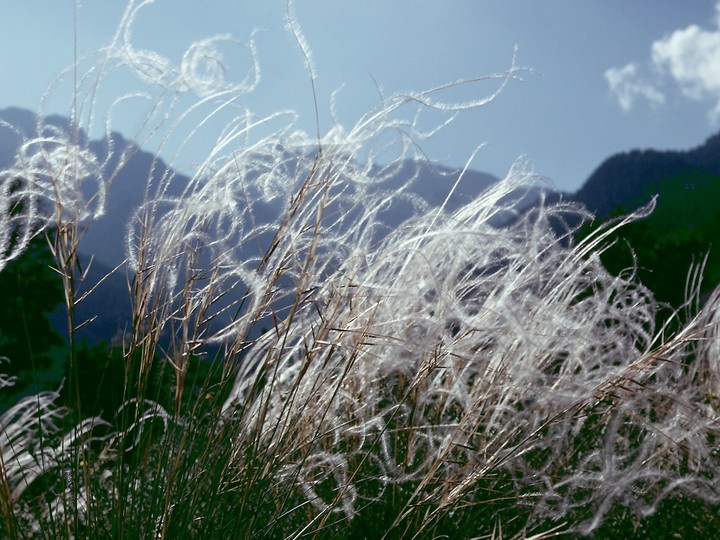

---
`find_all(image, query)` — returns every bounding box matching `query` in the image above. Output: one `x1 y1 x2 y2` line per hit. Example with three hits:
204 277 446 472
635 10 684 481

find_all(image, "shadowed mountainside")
4 105 720 340
1 107 503 270
570 132 720 218
569 131 720 309
0 107 502 346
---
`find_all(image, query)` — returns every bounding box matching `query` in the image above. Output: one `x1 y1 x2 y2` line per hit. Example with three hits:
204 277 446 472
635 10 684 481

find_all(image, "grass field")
2 2 720 538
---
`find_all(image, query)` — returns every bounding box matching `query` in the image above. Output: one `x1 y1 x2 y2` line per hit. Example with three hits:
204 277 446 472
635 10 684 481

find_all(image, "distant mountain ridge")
0 107 502 345
0 107 190 343
4 105 719 343
4 105 718 266
0 107 504 269
570 132 720 218
0 106 191 269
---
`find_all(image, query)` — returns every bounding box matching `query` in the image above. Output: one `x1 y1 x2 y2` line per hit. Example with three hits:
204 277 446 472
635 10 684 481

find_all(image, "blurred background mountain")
2 106 719 405
570 131 720 311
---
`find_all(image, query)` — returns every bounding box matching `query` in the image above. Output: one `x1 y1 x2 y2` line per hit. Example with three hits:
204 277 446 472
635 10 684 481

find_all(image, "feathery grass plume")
0 370 112 533
216 166 643 533
115 0 523 420
2 0 720 538
0 358 17 390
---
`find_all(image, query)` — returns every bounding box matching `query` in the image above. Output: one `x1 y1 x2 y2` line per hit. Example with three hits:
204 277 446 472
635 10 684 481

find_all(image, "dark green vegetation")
578 170 720 312
571 132 720 311
0 232 64 412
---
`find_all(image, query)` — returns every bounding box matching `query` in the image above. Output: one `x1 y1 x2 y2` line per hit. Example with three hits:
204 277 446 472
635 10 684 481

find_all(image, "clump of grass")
2 1 720 538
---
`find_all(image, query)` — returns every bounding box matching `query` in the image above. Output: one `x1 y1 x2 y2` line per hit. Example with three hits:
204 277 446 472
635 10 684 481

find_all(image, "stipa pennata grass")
2 1 720 538
216 174 659 535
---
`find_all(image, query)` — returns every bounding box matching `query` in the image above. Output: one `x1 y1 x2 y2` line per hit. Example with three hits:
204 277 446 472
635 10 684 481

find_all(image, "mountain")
7 101 719 354
571 132 720 218
0 107 196 344
1 107 506 269
569 131 720 309
0 107 506 347
7 104 720 338
0 107 191 269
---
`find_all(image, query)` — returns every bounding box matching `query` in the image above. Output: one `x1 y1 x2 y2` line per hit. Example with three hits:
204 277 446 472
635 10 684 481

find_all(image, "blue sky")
2 1 719 192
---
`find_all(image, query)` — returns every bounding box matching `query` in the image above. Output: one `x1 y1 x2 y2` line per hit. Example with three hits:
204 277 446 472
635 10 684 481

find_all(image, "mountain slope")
571 132 720 218
1 107 504 269
0 107 507 347
570 131 720 309
0 107 191 269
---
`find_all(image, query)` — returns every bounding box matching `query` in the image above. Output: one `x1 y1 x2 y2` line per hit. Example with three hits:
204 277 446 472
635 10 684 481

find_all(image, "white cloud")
651 14 720 121
607 1 720 122
604 63 664 111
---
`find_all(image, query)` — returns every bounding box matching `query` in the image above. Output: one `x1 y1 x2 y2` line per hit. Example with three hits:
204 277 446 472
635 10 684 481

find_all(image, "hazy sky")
2 1 719 192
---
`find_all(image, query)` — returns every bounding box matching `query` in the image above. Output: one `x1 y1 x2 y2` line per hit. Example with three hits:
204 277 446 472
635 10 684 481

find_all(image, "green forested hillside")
577 170 720 312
